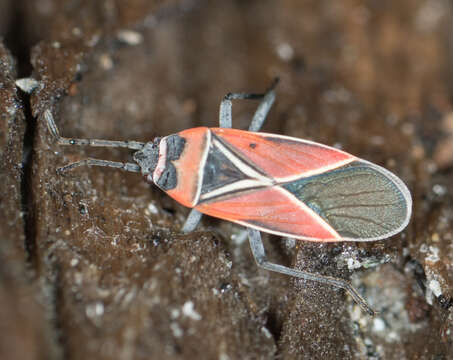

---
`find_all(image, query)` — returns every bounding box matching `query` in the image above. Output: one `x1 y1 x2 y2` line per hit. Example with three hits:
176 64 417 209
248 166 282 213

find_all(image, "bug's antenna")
44 109 144 173
44 109 145 150
57 158 141 173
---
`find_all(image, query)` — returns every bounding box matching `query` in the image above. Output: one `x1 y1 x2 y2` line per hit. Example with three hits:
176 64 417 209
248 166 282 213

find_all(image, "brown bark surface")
1 1 452 359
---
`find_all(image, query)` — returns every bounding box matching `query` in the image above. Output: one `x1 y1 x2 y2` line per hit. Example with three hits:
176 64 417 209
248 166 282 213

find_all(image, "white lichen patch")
419 243 428 253
337 248 390 270
432 184 447 196
70 258 79 267
347 257 362 270
146 202 159 215
99 54 114 71
428 279 442 297
372 317 386 332
16 78 42 93
117 30 143 45
275 42 294 61
6 105 17 115
425 245 440 263
86 301 104 319
170 322 183 338
415 0 447 32
170 308 180 319
261 326 273 339
182 301 201 321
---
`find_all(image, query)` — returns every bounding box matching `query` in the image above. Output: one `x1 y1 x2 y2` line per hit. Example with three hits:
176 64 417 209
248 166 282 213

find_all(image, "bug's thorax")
133 127 209 208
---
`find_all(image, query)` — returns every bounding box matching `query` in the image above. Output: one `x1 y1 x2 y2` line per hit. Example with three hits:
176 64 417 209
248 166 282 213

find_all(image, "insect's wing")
195 129 411 241
209 128 355 180
279 159 412 241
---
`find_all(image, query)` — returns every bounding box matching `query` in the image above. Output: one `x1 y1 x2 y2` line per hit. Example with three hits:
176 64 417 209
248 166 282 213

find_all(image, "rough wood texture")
1 0 452 359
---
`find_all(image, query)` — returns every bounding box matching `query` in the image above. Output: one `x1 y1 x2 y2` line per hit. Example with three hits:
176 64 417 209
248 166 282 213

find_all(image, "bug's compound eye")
155 162 177 190
165 134 186 161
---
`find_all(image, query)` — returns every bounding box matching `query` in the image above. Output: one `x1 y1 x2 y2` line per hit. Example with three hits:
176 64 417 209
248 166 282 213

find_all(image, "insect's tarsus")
223 77 279 101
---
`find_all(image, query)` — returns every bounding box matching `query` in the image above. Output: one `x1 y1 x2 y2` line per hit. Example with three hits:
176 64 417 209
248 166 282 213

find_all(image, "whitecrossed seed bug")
44 79 412 316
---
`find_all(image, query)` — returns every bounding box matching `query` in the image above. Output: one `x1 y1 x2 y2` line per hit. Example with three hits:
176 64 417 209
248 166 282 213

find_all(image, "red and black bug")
44 80 412 315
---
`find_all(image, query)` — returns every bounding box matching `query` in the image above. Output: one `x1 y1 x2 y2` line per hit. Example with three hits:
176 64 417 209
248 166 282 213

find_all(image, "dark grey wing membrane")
282 160 411 241
200 144 248 195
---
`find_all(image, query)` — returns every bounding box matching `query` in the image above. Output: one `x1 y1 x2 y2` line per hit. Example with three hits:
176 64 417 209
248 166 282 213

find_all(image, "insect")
44 79 412 315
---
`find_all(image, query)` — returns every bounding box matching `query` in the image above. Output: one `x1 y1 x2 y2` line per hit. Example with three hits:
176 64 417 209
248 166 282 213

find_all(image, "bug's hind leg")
247 229 377 316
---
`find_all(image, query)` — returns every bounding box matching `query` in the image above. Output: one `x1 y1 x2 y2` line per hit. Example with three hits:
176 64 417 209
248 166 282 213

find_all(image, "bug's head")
133 134 186 191
133 137 161 180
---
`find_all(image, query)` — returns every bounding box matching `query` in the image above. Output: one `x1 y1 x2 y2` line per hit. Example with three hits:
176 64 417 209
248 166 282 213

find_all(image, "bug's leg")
182 79 280 233
181 208 204 234
219 92 264 129
44 109 145 150
57 158 141 173
218 78 279 131
248 81 277 132
247 229 377 316
219 96 233 129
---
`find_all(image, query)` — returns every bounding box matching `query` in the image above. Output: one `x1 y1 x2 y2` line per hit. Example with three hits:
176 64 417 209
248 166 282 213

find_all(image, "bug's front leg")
247 229 377 316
